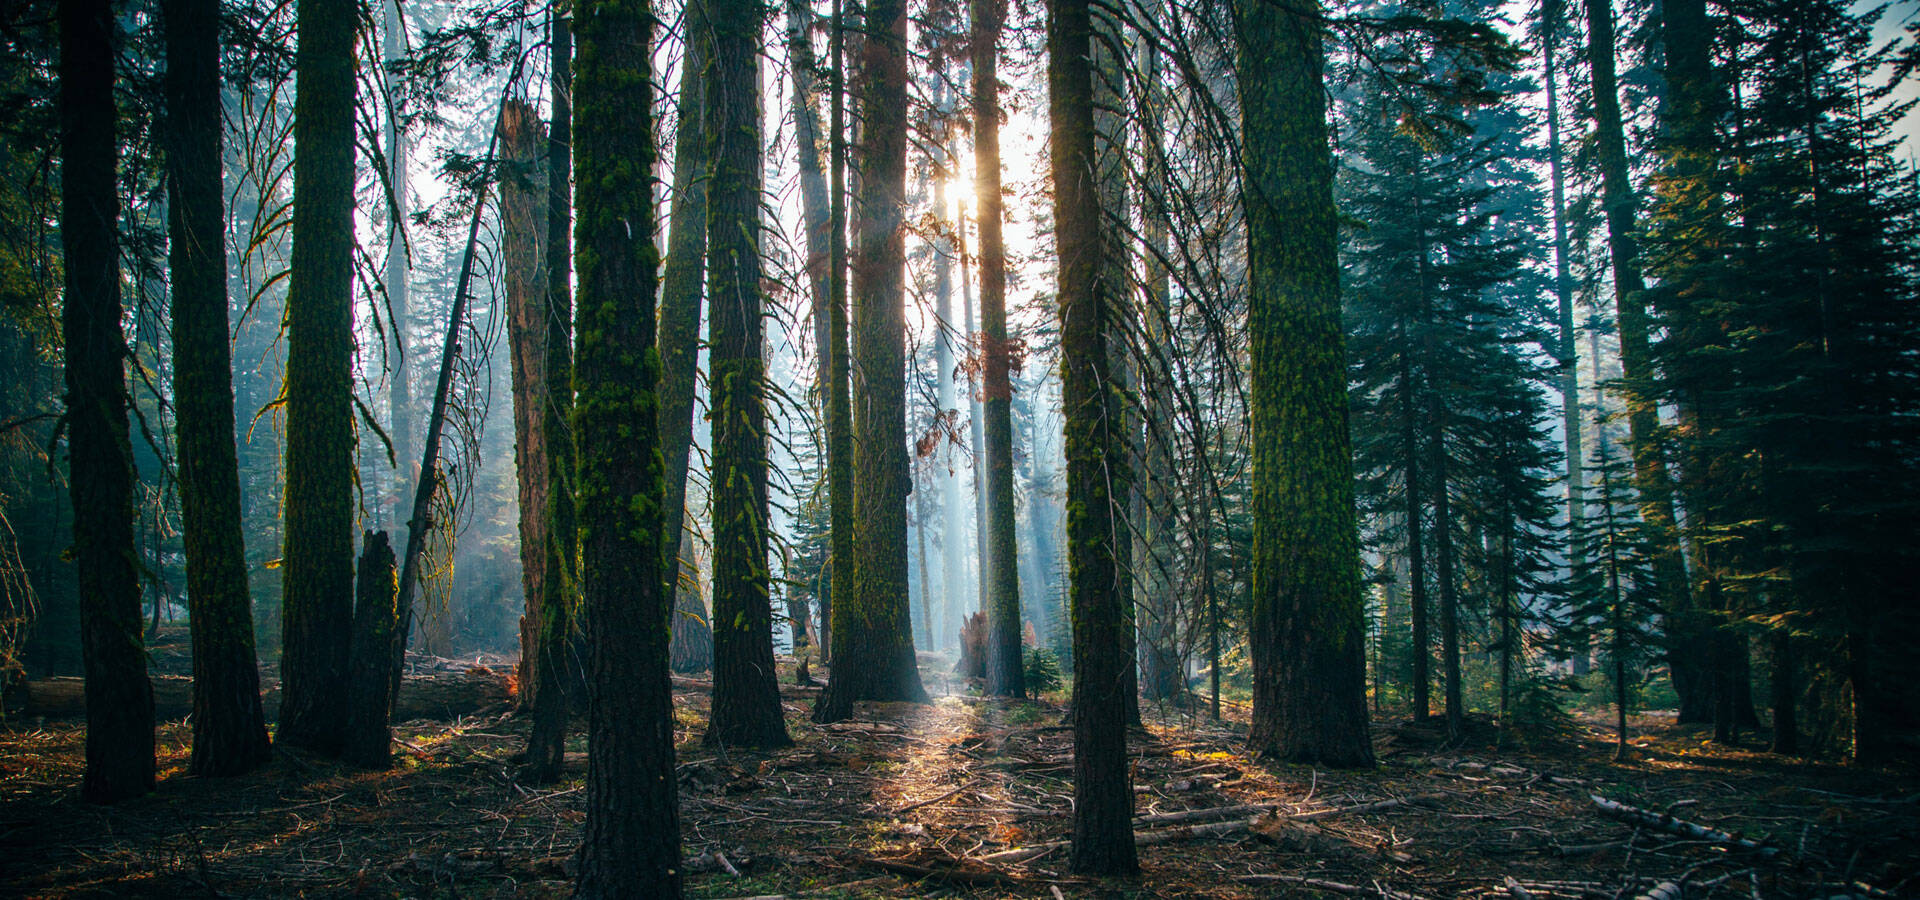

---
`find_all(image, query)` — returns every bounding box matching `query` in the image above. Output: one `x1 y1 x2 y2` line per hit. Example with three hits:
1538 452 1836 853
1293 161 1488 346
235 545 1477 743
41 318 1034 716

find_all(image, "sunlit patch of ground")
2 657 1915 898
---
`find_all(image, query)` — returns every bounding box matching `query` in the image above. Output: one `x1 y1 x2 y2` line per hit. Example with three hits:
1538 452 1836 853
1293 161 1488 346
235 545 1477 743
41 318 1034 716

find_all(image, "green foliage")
1022 645 1062 694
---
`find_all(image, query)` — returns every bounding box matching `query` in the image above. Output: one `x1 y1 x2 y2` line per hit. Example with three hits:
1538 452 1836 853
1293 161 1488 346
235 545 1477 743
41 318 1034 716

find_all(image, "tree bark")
278 0 362 756
1049 0 1138 873
342 531 400 768
502 96 551 714
61 0 154 801
572 0 679 888
973 0 1023 699
703 0 791 748
1239 0 1373 768
524 10 575 784
813 0 930 722
660 0 714 670
1583 0 1696 714
164 0 272 777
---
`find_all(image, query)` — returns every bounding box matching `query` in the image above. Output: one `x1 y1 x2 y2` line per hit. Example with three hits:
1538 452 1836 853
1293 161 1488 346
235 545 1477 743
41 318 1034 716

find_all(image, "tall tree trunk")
383 0 411 534
1583 0 1696 711
1401 327 1430 721
572 0 678 889
1541 0 1596 687
61 0 153 801
278 0 362 756
813 0 931 722
503 97 551 716
974 0 1023 699
164 0 272 777
788 0 828 673
1430 427 1463 742
1240 0 1373 768
660 0 714 672
1133 26 1179 705
1049 0 1137 873
822 0 852 666
1089 0 1139 725
932 118 967 654
704 0 791 748
524 10 576 784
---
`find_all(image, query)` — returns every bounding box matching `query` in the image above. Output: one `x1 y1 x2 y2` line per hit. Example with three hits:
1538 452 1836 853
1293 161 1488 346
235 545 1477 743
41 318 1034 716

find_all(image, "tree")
1048 0 1136 872
972 0 1022 699
813 0 930 723
523 7 575 785
1567 434 1662 760
703 0 790 748
342 530 400 768
60 0 153 802
279 0 362 755
1580 0 1698 721
163 0 271 777
1240 0 1372 768
822 0 852 667
661 0 715 675
572 0 679 889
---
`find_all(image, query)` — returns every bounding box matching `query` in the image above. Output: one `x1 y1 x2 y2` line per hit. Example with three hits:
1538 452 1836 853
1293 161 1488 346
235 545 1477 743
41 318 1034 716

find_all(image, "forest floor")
1 655 1916 899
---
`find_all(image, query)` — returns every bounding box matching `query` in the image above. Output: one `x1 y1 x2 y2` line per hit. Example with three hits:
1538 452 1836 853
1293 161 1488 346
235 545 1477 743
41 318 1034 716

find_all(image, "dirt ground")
1 657 1914 899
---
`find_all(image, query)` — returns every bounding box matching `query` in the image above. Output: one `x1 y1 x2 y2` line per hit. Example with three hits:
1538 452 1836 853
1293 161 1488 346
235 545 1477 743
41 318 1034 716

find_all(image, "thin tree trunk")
61 0 154 800
974 0 1023 699
821 0 851 667
164 0 271 777
383 0 411 534
660 0 713 670
523 8 575 784
1240 0 1373 769
1050 0 1137 872
278 0 362 756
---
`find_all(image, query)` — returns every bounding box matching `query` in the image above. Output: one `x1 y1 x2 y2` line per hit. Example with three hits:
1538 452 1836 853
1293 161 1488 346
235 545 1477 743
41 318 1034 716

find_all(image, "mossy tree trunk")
973 0 1023 699
822 0 852 666
279 0 362 756
571 0 678 889
660 0 714 673
703 0 790 749
1238 0 1373 769
1048 0 1137 873
61 0 153 802
813 0 930 723
524 9 575 784
1133 24 1179 705
163 0 272 777
787 0 830 675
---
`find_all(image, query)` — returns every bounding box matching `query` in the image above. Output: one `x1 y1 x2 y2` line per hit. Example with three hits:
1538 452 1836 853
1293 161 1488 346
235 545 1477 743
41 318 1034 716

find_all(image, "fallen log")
1293 792 1445 821
978 815 1262 865
1589 794 1781 859
20 667 512 722
1237 874 1433 900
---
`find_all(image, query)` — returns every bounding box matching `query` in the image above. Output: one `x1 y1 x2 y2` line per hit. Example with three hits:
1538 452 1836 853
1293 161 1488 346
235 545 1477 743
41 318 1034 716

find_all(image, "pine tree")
813 0 931 722
60 0 153 802
703 0 790 748
1240 0 1372 768
1050 0 1137 869
572 0 679 887
1567 433 1662 760
278 0 361 756
973 0 1023 699
163 0 271 776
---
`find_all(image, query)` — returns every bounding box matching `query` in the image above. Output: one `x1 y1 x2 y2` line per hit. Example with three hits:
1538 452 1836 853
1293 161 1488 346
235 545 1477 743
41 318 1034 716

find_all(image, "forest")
0 0 1917 893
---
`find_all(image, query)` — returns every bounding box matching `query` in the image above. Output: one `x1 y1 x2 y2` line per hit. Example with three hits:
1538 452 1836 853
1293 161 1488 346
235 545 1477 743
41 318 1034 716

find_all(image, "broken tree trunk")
342 530 402 768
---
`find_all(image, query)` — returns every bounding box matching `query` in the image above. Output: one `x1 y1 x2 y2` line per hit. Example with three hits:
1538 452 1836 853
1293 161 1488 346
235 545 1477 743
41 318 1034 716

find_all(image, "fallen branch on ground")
1589 795 1781 859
